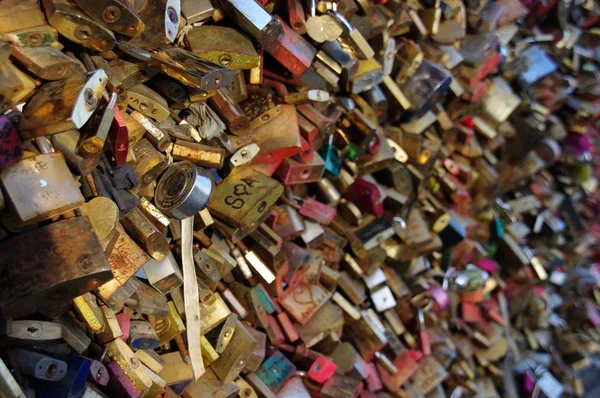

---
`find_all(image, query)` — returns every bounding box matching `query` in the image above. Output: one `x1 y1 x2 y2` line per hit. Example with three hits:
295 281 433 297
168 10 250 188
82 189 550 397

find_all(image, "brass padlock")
118 41 235 91
127 0 180 50
0 217 112 318
127 138 168 189
185 25 260 71
0 0 47 34
1 150 85 224
11 46 82 81
208 167 283 233
18 70 108 139
72 0 145 37
1 24 59 48
42 0 117 52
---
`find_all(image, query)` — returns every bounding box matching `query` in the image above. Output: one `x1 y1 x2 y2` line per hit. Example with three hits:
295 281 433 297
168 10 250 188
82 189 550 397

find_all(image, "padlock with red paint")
307 355 337 383
268 17 316 77
116 313 131 341
344 178 384 217
108 107 129 166
299 197 337 225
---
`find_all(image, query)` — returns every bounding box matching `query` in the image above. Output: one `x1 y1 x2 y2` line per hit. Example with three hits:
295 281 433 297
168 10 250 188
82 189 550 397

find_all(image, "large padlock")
42 0 116 52
18 70 108 139
0 217 112 318
72 0 145 37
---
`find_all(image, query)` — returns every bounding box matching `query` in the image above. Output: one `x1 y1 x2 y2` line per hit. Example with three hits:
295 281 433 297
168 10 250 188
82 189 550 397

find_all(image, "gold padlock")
42 0 117 52
18 70 108 139
185 25 260 70
11 46 82 81
208 167 283 233
1 152 85 224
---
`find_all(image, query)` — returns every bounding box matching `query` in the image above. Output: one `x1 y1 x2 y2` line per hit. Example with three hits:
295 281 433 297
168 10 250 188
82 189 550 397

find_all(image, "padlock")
321 374 364 398
29 354 91 398
0 61 37 114
185 25 260 71
129 321 160 350
118 41 235 91
256 351 296 392
278 282 332 325
18 70 107 138
0 217 111 318
209 166 283 232
126 0 180 50
0 115 22 172
128 85 170 122
97 232 151 301
2 24 59 48
12 349 67 381
42 0 116 52
72 0 145 37
125 283 169 317
97 305 122 344
106 338 153 393
328 10 375 60
182 0 215 24
10 45 82 81
79 93 118 158
0 0 46 33
143 252 183 295
105 361 140 397
215 0 283 52
211 319 258 383
154 161 214 220
72 293 105 333
121 207 170 261
128 138 168 189
207 88 251 136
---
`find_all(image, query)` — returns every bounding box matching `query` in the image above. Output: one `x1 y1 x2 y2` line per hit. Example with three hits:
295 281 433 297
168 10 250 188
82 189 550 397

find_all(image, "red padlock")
116 312 131 341
299 197 337 225
268 17 316 77
108 107 129 167
307 356 337 383
345 178 384 217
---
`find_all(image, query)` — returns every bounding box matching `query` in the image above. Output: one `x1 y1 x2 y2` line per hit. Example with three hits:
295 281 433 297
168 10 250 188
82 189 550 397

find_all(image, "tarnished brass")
0 217 112 318
42 0 116 52
73 0 145 37
11 46 82 81
185 26 259 70
209 167 283 231
18 71 108 138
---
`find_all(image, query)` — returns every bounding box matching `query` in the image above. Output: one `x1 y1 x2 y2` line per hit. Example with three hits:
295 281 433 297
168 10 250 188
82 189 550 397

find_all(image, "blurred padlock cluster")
0 0 600 397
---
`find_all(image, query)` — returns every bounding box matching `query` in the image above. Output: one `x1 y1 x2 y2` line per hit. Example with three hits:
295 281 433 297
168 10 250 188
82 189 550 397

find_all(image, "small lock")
129 321 160 350
11 45 82 81
211 319 258 383
119 41 235 91
0 0 46 34
13 349 67 382
155 161 214 220
216 0 283 52
128 138 168 189
73 0 145 37
127 0 180 50
143 252 183 295
2 24 59 48
122 207 170 261
42 0 116 52
18 70 108 139
185 25 260 71
106 338 153 393
256 351 296 392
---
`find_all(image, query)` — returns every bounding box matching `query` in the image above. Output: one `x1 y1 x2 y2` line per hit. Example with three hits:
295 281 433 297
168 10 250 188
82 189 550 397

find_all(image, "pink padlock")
307 356 337 383
476 257 497 273
364 362 383 392
116 313 131 341
429 284 449 312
